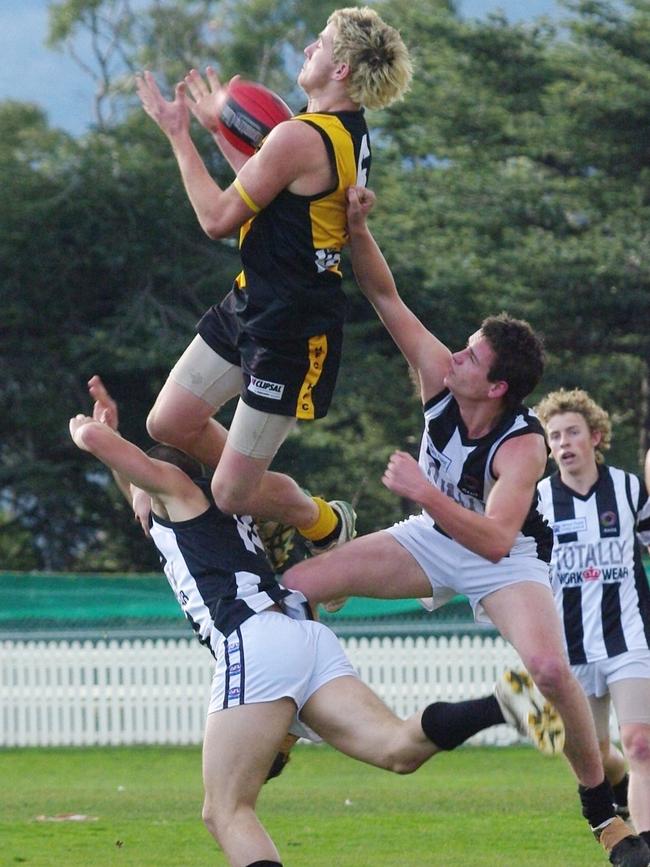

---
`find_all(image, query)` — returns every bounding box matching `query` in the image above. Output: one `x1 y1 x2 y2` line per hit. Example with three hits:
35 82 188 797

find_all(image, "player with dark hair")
72 376 566 866
536 387 650 845
281 189 650 866
135 7 413 560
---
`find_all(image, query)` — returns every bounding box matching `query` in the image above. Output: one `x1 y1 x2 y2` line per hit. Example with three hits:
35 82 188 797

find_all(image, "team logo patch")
599 511 619 535
248 375 284 400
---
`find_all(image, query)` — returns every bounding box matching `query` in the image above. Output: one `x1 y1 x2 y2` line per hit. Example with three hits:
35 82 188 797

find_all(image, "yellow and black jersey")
230 109 371 339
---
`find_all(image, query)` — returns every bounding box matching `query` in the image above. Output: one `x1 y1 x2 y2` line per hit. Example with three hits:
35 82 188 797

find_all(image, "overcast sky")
0 0 560 136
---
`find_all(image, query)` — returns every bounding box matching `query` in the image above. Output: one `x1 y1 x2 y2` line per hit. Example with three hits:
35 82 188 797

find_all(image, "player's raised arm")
346 186 451 402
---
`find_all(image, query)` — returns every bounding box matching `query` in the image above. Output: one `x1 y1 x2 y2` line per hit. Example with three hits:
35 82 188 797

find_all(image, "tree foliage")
2 0 649 569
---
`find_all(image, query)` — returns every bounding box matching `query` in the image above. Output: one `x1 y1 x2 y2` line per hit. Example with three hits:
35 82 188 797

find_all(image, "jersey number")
356 134 371 187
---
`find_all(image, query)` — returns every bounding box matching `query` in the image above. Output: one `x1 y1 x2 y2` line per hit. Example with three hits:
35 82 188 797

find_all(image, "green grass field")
2 743 609 866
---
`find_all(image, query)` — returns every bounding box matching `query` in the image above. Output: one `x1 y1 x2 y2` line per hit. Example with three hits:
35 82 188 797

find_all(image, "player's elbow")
483 537 515 563
202 219 226 240
202 213 239 240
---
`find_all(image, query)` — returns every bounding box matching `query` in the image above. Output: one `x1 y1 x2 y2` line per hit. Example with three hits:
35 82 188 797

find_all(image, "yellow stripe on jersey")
296 334 328 420
233 178 261 214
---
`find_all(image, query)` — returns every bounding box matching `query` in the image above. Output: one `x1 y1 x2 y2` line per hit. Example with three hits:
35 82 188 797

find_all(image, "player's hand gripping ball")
218 78 292 155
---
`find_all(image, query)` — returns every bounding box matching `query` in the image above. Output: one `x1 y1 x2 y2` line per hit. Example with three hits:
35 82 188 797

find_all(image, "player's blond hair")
535 388 612 464
328 7 412 110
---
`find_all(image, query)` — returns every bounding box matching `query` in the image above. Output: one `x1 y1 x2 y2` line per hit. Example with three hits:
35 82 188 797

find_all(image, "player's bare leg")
301 675 439 773
147 378 229 469
202 698 296 865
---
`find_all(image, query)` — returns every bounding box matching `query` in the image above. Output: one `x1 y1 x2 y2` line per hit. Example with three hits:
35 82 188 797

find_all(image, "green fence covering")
0 572 477 639
5 559 648 640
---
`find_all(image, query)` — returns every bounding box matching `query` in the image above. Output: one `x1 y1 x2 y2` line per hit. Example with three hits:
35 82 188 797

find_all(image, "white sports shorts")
387 513 551 624
579 652 650 734
208 611 358 726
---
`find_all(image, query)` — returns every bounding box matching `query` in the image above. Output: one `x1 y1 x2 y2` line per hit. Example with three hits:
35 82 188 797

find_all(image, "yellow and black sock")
297 497 340 546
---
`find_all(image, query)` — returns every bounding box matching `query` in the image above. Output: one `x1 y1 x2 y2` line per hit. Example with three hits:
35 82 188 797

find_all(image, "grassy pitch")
2 743 603 866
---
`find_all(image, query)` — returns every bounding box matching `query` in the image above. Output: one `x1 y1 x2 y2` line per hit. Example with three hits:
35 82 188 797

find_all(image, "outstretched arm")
136 71 320 241
88 376 153 536
70 414 186 499
71 381 206 520
136 71 253 237
87 375 133 506
346 187 451 402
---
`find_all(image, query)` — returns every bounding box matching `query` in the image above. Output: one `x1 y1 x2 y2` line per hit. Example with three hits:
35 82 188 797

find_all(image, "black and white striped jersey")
418 389 553 561
148 479 292 656
537 465 650 664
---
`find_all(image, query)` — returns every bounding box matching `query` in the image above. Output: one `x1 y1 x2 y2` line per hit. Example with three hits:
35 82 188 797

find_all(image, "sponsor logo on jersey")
248 376 285 400
314 248 341 273
553 538 629 585
552 517 588 536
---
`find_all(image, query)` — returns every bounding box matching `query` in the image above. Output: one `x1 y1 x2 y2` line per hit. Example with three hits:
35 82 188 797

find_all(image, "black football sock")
421 696 505 750
612 772 629 809
578 778 616 828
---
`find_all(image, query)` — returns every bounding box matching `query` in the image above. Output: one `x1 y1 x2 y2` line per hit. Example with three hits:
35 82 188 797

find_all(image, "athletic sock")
612 772 629 810
578 778 616 829
421 696 505 750
297 497 339 544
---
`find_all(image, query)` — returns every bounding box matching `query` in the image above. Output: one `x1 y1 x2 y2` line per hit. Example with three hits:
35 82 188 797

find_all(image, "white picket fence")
1 634 530 748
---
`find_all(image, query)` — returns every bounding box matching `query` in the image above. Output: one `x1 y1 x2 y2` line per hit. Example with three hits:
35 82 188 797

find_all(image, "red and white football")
217 78 293 156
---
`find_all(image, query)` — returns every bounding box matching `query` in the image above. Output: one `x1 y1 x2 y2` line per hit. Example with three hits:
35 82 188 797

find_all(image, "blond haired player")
135 8 412 564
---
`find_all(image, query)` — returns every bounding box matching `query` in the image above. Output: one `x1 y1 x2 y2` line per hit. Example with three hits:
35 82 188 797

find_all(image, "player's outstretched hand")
88 375 119 431
69 413 93 442
136 70 189 139
382 450 430 504
183 67 230 133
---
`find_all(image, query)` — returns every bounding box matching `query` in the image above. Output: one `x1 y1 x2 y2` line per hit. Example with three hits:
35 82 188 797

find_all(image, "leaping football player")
135 8 412 569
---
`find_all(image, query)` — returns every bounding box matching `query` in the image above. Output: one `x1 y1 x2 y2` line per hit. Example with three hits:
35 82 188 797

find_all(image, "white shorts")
387 513 551 624
573 649 650 699
208 611 358 725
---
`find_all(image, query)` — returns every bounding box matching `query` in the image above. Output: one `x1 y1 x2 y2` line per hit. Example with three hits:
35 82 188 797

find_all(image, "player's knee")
146 405 180 446
202 799 225 841
621 724 650 766
210 475 246 516
525 654 568 700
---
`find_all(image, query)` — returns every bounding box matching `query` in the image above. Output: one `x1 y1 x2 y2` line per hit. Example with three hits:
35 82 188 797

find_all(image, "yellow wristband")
233 178 261 214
